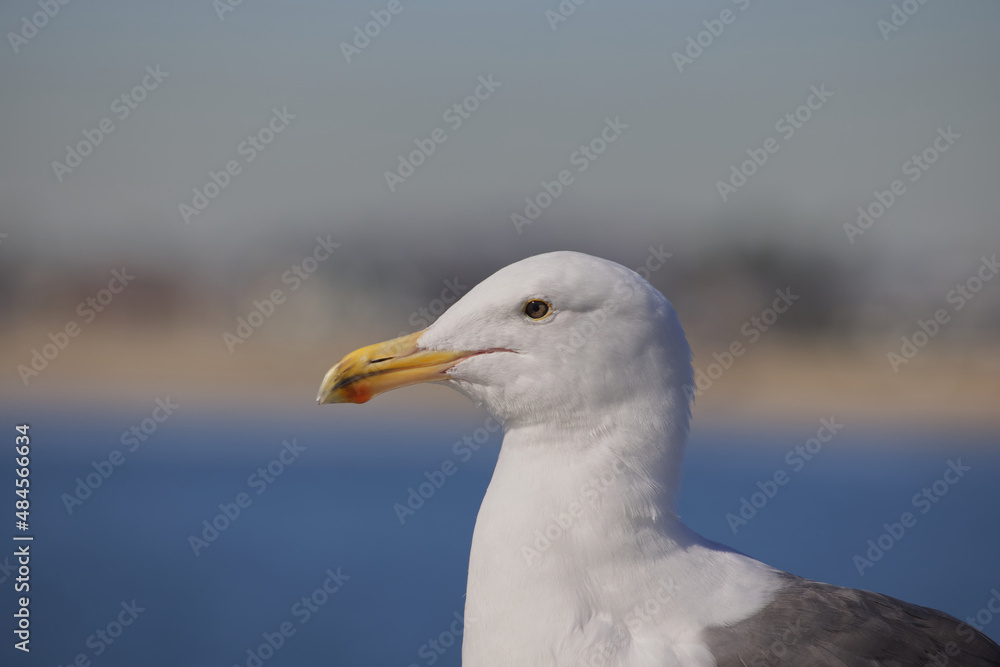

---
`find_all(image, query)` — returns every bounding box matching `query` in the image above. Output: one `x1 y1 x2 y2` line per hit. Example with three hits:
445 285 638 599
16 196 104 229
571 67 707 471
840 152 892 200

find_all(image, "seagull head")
317 251 692 429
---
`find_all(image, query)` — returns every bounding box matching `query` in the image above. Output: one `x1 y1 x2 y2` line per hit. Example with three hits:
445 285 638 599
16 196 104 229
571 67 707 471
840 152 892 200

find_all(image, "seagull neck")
499 396 689 522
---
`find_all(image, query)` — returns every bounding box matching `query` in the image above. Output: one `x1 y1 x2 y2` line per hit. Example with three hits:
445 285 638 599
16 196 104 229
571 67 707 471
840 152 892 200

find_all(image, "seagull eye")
523 299 551 320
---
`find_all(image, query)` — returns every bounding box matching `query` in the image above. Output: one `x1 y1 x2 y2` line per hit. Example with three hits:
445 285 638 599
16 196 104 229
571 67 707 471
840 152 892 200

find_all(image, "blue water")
4 411 999 666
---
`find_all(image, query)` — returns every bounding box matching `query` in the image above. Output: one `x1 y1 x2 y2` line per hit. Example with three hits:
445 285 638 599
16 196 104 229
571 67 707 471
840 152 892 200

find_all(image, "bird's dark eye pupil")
524 300 549 319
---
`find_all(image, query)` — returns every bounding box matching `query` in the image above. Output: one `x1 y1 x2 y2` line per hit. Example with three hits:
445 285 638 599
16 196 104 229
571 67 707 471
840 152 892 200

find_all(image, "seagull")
317 251 1000 666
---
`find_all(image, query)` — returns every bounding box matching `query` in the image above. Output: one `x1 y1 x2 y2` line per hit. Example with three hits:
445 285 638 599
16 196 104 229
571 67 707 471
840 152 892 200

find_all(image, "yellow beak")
316 330 478 405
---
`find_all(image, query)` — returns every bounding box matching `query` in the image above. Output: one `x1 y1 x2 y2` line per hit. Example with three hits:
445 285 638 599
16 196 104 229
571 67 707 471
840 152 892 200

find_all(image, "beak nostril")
370 357 392 364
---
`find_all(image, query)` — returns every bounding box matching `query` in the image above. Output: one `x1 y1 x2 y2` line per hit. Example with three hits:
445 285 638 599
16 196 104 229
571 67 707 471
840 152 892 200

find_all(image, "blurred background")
1 0 998 664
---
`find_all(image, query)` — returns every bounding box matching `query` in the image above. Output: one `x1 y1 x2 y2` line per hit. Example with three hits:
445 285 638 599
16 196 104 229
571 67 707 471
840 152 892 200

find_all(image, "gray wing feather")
703 573 1000 666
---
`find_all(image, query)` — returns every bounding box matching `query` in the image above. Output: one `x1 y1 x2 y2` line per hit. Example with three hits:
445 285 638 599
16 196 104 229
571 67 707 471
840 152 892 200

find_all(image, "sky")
1 0 998 273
